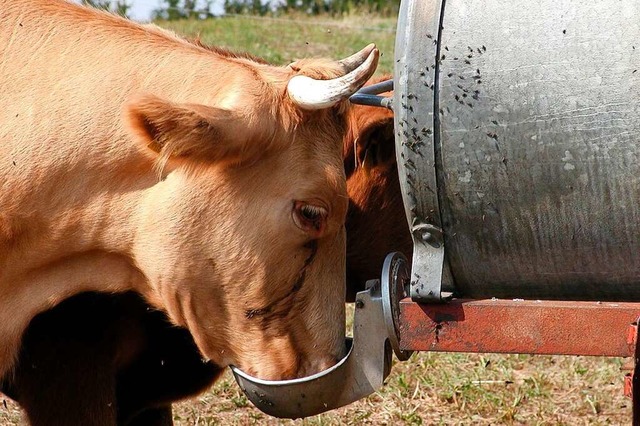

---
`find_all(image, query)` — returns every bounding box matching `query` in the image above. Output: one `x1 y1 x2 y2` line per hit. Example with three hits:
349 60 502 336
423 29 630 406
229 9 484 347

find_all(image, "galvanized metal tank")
394 0 640 301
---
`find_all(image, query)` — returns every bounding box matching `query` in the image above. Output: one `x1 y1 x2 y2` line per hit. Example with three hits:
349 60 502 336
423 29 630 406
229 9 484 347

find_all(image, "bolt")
355 300 364 309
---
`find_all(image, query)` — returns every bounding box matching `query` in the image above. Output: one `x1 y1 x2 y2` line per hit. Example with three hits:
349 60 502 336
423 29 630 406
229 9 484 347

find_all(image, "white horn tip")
288 46 380 111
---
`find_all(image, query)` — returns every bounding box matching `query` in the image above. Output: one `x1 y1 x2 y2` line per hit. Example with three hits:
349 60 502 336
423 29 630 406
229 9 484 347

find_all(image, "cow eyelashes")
292 201 328 237
301 205 325 221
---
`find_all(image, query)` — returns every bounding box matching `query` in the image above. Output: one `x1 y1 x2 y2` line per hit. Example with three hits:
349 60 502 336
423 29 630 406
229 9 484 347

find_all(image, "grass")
0 12 633 426
158 13 396 75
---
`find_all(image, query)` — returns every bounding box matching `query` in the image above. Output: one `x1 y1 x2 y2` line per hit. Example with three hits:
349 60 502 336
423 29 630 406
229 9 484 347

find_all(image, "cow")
343 76 412 301
2 291 216 426
0 74 409 424
0 0 380 399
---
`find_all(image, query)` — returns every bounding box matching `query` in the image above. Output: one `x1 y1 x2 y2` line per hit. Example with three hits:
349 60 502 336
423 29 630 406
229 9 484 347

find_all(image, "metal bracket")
409 220 450 302
349 79 394 110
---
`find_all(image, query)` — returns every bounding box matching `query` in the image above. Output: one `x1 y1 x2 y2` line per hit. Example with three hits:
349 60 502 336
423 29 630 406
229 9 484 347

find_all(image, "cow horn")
338 43 377 72
287 45 380 110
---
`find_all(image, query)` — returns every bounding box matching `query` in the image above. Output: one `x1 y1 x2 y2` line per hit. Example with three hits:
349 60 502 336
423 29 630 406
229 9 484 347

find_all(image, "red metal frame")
397 298 640 423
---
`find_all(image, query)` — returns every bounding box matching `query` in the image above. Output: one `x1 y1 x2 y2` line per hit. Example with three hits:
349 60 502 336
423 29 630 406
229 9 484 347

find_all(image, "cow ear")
354 116 395 172
125 95 263 167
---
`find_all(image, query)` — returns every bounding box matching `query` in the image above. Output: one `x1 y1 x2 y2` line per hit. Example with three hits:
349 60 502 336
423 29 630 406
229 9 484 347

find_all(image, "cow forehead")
275 151 348 204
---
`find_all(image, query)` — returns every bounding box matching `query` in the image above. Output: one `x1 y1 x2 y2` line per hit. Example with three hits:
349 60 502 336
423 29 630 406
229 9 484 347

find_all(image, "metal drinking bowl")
231 338 354 419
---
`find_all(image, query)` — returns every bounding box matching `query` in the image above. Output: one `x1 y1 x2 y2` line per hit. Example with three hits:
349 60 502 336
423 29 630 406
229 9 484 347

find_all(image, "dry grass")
168 348 631 425
0 398 22 425
0 12 632 426
197 357 627 425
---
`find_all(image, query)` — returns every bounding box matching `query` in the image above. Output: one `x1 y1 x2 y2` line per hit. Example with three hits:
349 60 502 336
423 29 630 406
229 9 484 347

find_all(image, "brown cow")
0 77 410 425
344 77 413 301
0 0 379 389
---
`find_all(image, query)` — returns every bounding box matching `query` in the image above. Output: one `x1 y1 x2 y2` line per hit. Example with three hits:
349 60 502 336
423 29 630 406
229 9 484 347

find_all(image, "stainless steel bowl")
231 338 354 419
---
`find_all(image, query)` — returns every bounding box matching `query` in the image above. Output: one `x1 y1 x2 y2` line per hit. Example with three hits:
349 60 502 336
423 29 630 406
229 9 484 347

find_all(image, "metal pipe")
349 93 393 109
356 79 393 95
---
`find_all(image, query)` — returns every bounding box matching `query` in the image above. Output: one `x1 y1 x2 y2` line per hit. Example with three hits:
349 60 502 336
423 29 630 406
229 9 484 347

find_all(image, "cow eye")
293 201 328 236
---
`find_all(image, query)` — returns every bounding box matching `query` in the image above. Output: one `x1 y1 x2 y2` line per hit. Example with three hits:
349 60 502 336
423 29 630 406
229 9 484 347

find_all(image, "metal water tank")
394 0 640 301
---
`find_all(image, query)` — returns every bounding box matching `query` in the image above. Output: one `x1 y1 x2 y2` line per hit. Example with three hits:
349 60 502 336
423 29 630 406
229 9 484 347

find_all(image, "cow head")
123 45 379 380
343 76 413 301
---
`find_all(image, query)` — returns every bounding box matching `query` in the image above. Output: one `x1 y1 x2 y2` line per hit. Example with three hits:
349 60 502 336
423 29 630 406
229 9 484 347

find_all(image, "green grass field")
0 13 632 426
158 14 396 75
